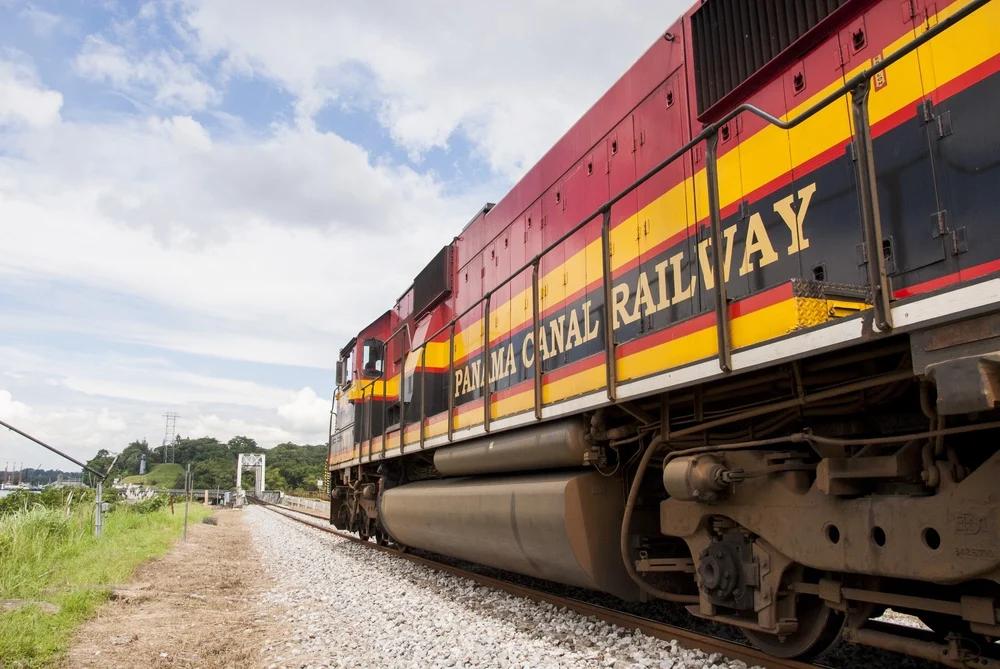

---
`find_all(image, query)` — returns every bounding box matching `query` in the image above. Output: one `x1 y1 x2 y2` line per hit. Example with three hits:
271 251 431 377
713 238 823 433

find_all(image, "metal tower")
235 453 266 496
162 412 179 463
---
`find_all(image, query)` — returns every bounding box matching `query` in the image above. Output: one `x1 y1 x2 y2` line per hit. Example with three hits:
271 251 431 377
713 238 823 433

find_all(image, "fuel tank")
378 470 639 601
432 418 590 476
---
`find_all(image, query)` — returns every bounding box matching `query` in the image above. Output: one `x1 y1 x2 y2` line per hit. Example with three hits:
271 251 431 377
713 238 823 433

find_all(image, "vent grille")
692 0 848 115
413 245 453 317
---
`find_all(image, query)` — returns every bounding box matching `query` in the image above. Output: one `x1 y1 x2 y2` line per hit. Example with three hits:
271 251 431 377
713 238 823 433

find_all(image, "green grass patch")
0 495 211 667
120 463 185 489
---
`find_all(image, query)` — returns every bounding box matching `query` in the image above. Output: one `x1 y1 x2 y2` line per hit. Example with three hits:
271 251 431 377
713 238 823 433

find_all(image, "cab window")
362 338 384 377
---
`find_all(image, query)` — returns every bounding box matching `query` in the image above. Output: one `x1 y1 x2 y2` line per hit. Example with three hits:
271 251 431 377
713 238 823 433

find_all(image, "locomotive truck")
327 0 1000 664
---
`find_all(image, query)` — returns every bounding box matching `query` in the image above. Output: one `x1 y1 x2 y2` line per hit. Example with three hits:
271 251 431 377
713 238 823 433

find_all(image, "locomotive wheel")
334 503 350 530
743 597 845 660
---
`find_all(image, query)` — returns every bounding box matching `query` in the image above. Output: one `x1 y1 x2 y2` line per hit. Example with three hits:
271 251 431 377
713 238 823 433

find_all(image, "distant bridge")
162 489 232 503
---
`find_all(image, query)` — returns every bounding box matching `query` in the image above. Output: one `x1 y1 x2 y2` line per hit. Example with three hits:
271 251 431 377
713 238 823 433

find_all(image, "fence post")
183 464 191 541
94 480 103 538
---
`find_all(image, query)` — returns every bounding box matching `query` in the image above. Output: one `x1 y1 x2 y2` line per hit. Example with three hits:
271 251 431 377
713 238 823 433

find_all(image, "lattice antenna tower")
162 412 180 464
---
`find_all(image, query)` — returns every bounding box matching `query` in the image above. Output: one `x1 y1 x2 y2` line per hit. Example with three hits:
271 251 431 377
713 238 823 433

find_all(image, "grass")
0 495 211 667
120 463 185 489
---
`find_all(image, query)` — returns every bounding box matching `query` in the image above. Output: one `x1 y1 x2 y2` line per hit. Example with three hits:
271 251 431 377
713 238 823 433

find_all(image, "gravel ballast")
246 506 760 669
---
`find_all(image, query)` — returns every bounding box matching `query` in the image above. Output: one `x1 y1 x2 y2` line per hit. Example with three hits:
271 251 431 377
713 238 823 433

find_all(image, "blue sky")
0 0 684 470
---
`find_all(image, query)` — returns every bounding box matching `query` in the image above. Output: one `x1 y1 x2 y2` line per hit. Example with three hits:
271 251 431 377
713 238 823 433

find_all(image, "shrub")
131 494 169 514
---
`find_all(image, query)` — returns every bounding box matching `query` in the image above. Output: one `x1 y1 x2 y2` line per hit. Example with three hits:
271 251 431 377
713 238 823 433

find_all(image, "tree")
85 449 115 481
227 435 260 454
117 440 150 476
265 468 288 491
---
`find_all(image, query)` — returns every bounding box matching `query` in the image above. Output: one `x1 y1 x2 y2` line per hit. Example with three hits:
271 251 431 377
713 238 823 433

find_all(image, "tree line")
1 467 81 486
85 436 327 493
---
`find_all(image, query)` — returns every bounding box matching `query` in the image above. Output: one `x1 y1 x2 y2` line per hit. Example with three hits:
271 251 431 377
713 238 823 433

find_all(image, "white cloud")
278 387 329 433
0 357 331 470
0 113 477 369
74 35 217 111
180 0 690 177
0 58 62 127
19 5 71 37
0 389 30 422
0 387 130 469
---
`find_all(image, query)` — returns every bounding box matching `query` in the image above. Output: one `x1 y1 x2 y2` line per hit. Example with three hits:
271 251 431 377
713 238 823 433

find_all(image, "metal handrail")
343 0 989 458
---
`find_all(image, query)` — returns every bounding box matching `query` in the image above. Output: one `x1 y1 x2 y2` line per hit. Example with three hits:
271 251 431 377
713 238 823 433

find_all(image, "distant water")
0 488 39 498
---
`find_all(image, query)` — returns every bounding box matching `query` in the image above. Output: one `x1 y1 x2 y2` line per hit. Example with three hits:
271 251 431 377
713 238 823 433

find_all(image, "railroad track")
253 500 821 669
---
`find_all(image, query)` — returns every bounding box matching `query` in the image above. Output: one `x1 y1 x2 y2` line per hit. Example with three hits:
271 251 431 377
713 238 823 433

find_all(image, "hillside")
121 463 185 489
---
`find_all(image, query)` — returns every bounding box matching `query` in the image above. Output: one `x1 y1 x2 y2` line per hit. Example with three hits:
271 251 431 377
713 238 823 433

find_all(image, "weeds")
0 492 210 667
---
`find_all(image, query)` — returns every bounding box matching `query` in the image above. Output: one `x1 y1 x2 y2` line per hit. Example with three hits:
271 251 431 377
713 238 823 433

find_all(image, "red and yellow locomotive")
328 0 1000 663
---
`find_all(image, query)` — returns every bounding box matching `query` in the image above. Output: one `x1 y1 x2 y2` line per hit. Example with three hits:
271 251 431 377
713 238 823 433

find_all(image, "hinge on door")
848 142 858 162
918 99 935 124
951 227 968 255
563 271 568 286
936 110 953 138
931 210 949 238
917 100 953 138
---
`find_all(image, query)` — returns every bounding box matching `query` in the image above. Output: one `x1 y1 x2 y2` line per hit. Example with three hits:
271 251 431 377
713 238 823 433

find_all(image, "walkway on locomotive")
330 0 1000 468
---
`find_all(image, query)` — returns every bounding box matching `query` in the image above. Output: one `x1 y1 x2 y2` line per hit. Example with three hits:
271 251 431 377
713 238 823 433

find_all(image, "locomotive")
327 0 1000 664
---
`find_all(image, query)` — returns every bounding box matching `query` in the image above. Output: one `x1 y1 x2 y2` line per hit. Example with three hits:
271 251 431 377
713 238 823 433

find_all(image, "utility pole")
183 463 192 541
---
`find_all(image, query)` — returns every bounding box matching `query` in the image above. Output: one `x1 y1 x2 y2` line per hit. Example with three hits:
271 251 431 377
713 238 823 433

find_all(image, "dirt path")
64 508 273 668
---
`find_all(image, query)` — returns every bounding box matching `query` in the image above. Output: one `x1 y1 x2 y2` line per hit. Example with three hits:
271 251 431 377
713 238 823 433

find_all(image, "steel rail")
254 500 820 669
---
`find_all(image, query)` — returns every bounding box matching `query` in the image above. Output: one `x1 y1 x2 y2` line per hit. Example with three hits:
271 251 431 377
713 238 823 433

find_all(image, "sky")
0 0 687 472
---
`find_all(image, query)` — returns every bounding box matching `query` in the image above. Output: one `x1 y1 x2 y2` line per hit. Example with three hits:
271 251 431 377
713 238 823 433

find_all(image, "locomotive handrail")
345 0 990 457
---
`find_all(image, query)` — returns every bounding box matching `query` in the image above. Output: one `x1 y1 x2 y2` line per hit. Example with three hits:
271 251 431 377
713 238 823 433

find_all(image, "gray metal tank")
378 470 638 601
432 418 590 476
